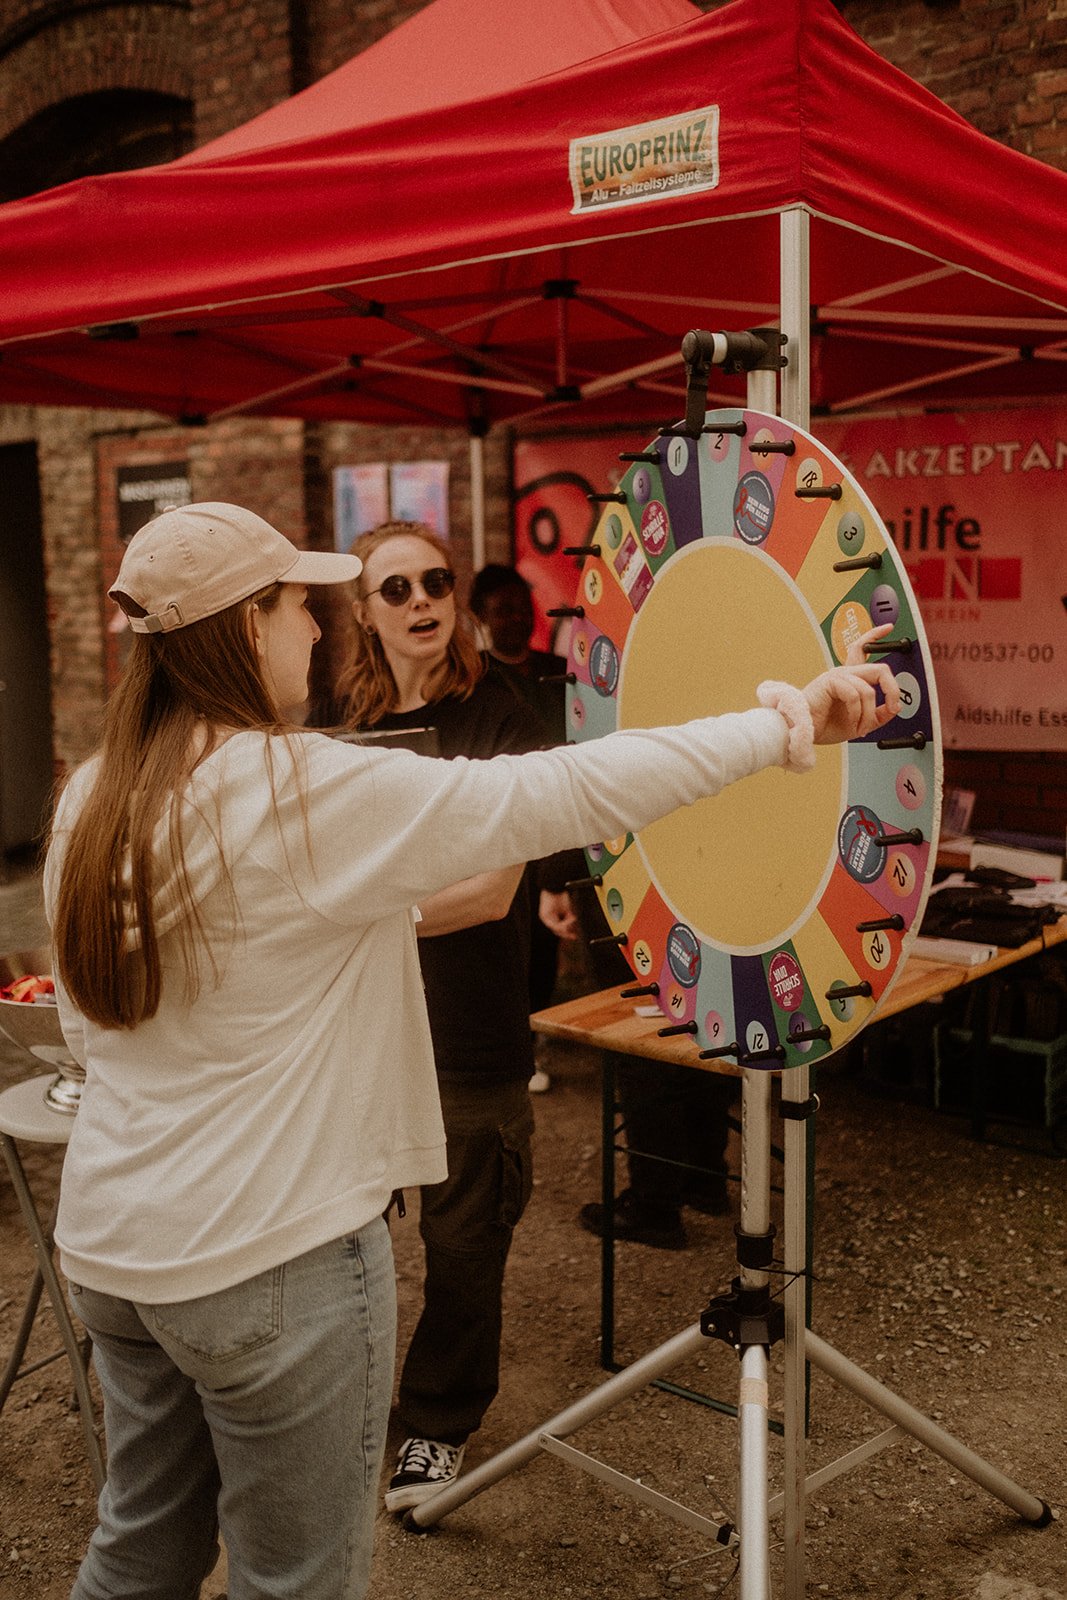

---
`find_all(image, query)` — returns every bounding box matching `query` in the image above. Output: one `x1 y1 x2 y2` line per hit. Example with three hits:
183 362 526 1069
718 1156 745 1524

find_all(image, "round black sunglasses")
364 567 456 607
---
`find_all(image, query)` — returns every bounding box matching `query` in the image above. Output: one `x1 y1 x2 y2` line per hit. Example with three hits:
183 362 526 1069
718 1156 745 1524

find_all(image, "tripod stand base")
404 1321 708 1530
804 1330 1050 1527
403 1315 1050 1530
403 1070 1050 1591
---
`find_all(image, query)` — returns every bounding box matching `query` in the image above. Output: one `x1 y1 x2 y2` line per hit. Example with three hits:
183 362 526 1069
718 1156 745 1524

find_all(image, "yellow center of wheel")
618 541 844 952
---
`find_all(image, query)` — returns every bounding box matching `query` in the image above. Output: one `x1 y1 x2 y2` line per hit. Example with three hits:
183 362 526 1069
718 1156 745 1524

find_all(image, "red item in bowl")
0 974 55 1003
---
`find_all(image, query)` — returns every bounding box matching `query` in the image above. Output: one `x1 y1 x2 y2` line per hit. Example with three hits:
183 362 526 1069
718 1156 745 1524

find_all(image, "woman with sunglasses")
48 503 897 1600
315 520 561 1515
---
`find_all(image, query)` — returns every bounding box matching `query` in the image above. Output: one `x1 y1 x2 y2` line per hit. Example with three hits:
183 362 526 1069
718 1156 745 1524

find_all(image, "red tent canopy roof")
1 0 1064 427
187 0 701 160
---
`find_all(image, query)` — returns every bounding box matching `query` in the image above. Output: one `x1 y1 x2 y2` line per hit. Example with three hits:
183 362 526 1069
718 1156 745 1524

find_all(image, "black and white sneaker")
384 1436 467 1512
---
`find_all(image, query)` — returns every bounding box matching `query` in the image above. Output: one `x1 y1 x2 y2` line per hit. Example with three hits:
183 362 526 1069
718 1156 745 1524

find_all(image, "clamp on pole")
680 327 788 438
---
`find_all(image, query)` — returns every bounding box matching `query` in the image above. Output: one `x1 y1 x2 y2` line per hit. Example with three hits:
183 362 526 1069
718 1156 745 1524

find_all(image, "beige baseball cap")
109 502 362 634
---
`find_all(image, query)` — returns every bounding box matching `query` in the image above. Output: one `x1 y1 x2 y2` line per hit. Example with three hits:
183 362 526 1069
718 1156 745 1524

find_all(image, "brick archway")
0 2 192 146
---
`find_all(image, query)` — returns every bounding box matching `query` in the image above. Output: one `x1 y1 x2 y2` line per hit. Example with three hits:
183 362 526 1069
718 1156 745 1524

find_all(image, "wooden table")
532 915 1067 1375
531 916 1067 1070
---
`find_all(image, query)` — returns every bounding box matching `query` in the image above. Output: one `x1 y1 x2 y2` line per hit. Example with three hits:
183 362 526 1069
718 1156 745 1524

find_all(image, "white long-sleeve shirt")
44 710 788 1302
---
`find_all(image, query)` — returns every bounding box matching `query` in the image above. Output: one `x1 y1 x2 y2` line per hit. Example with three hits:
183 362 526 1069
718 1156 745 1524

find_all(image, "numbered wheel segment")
567 409 942 1069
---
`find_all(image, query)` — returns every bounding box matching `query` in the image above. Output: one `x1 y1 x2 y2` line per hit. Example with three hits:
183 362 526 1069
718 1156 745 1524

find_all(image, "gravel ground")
1 863 1064 1599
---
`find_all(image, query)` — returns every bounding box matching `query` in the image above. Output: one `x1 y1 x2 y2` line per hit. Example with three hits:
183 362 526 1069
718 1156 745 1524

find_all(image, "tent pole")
469 430 487 570
781 1063 811 1600
780 207 810 432
773 204 813 1600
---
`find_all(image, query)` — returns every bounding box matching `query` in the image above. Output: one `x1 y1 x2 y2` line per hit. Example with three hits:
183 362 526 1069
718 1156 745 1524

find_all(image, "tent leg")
469 430 486 570
781 1063 811 1600
779 207 810 431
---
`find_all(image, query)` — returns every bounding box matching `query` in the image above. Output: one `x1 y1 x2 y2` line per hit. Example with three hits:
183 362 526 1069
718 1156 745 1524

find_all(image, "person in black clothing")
314 522 548 1513
470 563 568 1089
469 562 567 744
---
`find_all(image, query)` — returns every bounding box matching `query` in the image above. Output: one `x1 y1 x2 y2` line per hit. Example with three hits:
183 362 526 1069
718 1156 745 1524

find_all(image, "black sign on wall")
116 462 192 543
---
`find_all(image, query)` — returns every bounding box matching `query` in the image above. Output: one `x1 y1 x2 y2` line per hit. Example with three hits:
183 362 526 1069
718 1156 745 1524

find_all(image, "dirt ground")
1 861 1064 1600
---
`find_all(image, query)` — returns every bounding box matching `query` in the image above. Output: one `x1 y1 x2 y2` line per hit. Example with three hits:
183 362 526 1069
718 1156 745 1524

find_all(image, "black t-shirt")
488 649 567 746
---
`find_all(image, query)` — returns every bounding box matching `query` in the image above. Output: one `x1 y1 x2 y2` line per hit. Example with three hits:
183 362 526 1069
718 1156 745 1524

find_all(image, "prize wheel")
565 408 942 1069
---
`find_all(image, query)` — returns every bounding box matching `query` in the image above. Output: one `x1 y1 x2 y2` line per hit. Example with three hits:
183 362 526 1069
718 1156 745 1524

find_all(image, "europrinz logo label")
569 106 719 214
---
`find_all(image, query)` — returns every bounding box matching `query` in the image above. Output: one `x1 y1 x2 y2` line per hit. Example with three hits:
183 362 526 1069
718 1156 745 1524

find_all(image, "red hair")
332 522 484 728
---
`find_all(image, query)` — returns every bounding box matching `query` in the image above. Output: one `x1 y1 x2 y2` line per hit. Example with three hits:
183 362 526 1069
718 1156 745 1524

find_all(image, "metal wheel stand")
404 1064 1050 1597
407 331 1051 1587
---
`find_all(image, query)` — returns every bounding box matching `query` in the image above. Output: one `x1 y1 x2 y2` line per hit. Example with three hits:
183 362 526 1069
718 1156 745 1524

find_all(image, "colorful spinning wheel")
565 408 942 1069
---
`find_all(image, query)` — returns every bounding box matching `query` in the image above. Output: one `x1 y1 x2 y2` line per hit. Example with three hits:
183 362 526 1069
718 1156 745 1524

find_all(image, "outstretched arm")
294 651 903 928
416 864 524 936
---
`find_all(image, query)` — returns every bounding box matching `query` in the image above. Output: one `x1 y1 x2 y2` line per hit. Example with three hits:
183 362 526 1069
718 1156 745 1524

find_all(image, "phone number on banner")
931 641 1055 664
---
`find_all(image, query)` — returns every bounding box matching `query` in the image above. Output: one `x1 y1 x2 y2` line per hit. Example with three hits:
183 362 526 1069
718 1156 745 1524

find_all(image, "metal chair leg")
0 1131 105 1492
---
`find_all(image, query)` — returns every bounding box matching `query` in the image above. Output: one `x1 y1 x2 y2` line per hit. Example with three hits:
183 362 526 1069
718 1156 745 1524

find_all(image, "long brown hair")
51 585 288 1030
332 522 484 728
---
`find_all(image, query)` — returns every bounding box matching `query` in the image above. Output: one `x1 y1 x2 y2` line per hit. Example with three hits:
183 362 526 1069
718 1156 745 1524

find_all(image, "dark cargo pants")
397 1074 534 1446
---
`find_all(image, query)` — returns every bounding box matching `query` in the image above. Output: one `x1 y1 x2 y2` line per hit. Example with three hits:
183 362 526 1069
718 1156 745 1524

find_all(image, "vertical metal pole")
738 1068 772 1600
599 1054 617 1369
778 203 812 1600
739 355 782 1600
781 1065 809 1599
469 431 486 571
747 365 777 418
779 207 811 433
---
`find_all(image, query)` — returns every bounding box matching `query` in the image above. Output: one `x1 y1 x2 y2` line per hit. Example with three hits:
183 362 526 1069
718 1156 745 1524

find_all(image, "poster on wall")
390 461 449 536
333 464 389 552
116 462 191 544
335 462 449 549
515 408 1067 751
817 407 1067 752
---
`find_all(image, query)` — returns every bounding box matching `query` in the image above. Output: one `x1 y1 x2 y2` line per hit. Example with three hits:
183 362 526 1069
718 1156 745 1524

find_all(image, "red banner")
515 409 1067 750
817 408 1067 751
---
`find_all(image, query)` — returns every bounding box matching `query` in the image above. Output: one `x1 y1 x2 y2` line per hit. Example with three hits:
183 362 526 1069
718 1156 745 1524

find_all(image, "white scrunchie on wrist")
756 680 816 773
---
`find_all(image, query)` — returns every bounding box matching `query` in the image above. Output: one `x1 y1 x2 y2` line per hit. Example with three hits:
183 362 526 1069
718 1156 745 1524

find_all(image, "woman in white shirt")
46 502 897 1600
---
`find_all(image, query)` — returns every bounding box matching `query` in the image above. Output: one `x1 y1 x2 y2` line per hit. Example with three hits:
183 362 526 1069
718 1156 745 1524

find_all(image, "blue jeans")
67 1219 396 1600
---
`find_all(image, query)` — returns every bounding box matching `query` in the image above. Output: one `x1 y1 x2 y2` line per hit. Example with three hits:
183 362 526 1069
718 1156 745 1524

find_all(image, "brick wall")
835 0 1067 167
192 0 294 142
0 3 193 143
302 0 425 81
945 746 1067 837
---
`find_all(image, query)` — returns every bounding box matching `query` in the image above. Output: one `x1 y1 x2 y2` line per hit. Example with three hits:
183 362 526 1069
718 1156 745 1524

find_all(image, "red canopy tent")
0 0 1065 439
186 0 701 160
